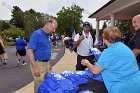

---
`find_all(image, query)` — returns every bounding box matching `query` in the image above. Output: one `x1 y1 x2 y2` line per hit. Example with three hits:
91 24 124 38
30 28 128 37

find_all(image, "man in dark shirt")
128 14 140 67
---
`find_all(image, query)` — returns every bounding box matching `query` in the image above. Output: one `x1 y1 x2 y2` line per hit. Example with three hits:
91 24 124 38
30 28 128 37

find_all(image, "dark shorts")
0 48 5 54
17 49 26 56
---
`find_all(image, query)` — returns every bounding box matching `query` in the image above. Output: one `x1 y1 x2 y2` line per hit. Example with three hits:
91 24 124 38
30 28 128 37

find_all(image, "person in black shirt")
128 14 140 67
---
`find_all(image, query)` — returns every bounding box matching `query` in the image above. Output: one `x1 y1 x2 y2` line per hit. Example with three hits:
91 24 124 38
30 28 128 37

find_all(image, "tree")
3 6 53 40
1 25 24 41
0 20 10 31
116 20 129 33
23 9 51 39
56 4 84 36
10 6 24 29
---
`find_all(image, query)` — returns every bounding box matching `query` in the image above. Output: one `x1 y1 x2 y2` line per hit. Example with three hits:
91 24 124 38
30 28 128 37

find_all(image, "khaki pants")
30 61 51 93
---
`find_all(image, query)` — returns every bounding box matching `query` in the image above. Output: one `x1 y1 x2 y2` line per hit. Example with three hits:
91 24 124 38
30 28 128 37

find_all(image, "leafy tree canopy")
56 4 84 36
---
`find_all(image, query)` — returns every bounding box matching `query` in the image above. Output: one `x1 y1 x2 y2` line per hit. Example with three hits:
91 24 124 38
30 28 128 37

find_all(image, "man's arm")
28 49 40 77
132 49 140 57
94 37 99 48
73 35 84 48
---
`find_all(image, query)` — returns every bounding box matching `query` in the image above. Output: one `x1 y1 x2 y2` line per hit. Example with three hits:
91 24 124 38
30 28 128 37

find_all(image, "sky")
0 0 109 28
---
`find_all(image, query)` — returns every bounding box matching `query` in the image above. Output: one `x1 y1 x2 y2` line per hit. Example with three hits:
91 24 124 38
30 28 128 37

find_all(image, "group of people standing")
28 15 140 93
0 14 140 93
72 14 140 93
81 14 140 93
27 14 140 93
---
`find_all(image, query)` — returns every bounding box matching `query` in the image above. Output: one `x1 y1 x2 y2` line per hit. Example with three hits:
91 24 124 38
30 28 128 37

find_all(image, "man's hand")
33 67 40 77
133 49 140 57
44 72 48 78
79 35 84 41
73 35 84 48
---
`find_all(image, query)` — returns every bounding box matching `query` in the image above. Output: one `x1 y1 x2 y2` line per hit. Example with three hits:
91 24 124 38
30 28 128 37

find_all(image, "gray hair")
45 18 57 24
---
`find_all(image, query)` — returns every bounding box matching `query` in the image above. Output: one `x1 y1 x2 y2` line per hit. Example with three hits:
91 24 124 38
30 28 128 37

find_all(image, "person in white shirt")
73 21 98 71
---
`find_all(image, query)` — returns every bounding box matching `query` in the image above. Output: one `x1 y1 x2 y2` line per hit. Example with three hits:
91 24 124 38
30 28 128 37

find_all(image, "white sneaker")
22 62 27 65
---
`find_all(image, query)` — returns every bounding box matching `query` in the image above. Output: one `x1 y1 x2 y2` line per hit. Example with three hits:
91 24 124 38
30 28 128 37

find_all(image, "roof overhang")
89 0 140 20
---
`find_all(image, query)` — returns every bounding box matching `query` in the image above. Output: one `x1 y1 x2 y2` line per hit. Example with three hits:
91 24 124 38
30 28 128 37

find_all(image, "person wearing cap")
128 14 140 68
28 18 58 93
73 21 98 71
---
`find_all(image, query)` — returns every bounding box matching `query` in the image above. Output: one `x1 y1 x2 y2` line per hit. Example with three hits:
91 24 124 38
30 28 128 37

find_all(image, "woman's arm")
81 59 103 74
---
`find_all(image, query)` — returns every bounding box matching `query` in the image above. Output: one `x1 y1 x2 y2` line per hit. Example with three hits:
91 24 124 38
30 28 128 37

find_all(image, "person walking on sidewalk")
15 35 27 65
28 18 58 93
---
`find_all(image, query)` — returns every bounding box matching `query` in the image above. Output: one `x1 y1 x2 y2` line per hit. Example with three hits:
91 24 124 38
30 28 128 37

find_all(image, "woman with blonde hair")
81 26 140 93
0 35 7 65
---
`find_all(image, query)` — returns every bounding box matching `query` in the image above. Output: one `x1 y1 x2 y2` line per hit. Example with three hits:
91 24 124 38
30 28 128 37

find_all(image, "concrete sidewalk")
14 49 77 93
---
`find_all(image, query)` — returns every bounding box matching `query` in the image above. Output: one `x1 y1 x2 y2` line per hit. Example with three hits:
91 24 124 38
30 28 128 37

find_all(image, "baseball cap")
83 21 91 27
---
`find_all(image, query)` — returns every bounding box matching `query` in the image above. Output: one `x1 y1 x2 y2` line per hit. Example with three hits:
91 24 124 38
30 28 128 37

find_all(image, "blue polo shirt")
28 28 51 60
95 42 140 93
16 39 27 50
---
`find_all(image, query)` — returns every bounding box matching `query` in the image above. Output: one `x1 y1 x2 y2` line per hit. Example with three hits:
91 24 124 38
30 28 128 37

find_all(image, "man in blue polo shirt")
28 18 58 93
16 35 27 65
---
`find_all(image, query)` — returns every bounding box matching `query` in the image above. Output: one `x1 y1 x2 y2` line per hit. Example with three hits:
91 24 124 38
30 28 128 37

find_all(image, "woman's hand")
81 59 89 66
